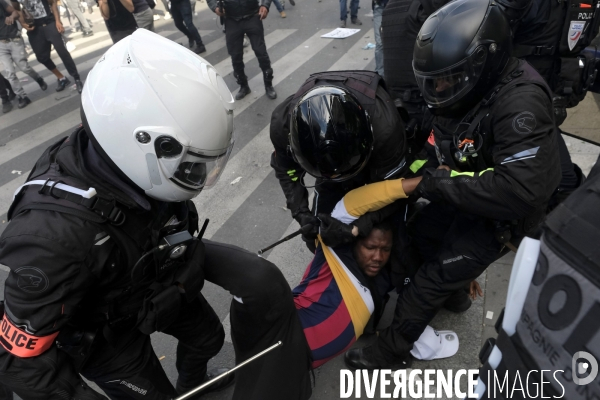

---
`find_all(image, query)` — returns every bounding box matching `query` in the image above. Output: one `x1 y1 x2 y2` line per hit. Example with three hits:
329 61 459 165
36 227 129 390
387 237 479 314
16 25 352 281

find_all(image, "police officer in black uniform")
270 71 407 251
0 30 311 400
345 0 562 369
383 0 588 207
207 0 277 100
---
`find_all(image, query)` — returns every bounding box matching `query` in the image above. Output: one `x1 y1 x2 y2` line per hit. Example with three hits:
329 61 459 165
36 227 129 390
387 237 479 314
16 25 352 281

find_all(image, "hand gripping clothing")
339 60 562 365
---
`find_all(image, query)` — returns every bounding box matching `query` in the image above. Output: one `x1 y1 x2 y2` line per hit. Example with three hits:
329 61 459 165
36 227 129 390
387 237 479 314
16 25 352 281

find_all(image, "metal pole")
172 341 283 400
257 224 314 256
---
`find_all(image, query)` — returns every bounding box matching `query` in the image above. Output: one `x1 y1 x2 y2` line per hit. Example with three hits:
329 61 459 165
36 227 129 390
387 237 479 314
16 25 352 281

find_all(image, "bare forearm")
99 0 110 19
49 0 61 23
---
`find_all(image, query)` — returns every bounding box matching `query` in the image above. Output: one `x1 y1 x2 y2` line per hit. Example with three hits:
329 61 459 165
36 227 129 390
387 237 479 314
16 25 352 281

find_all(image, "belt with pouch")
0 37 22 43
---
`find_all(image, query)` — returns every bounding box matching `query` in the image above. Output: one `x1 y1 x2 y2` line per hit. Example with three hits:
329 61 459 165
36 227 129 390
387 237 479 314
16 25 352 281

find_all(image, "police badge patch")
568 21 586 51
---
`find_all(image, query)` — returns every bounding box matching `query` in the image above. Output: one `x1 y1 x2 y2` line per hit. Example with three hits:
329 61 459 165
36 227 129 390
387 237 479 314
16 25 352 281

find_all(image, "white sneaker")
164 11 172 19
153 14 160 20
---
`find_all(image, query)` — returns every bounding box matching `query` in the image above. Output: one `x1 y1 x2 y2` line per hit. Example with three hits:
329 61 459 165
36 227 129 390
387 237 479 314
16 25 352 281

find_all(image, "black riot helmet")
413 0 513 117
289 86 374 182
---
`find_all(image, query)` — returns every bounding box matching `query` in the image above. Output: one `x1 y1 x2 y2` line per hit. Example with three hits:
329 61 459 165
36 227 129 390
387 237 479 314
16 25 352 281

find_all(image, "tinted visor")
172 145 234 190
290 86 373 182
414 45 488 109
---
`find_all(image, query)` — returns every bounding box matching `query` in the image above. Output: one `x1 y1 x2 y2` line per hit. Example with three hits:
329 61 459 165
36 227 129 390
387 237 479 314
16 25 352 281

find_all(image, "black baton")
257 224 314 256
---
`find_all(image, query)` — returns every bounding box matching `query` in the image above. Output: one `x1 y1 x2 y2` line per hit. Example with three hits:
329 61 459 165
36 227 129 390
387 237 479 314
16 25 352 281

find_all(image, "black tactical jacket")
417 59 562 222
0 129 200 396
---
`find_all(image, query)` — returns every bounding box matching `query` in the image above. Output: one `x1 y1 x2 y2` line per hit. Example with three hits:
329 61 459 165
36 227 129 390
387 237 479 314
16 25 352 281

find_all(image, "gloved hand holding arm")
320 177 421 246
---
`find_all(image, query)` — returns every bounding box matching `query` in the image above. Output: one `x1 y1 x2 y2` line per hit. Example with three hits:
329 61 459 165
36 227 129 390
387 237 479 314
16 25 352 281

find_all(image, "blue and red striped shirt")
293 244 390 368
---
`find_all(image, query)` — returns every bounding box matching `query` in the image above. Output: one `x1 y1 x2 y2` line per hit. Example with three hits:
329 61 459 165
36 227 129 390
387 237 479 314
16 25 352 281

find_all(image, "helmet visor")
172 143 234 190
414 45 488 109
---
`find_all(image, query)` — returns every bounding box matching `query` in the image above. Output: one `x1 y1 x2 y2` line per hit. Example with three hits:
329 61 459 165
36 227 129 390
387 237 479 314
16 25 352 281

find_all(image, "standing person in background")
61 0 94 35
19 0 84 92
98 0 137 42
208 0 277 100
0 0 47 109
339 0 360 27
132 0 154 30
170 0 205 53
1 72 16 113
373 0 386 76
271 0 285 18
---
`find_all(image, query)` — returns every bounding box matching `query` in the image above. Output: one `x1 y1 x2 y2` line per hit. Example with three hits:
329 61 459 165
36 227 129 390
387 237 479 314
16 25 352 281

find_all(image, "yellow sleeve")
330 179 407 224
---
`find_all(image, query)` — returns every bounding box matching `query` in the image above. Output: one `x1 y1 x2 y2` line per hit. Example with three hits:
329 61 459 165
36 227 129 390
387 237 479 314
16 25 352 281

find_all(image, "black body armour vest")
431 62 553 173
7 134 202 338
514 0 600 108
291 70 407 182
381 0 449 104
291 70 383 115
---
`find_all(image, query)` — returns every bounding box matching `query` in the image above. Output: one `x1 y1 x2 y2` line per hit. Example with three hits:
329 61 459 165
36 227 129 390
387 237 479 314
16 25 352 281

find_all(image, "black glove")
318 214 355 248
293 210 320 240
353 202 403 237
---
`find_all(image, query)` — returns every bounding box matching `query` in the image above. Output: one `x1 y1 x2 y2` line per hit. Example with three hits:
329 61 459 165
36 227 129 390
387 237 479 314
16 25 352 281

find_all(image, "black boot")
193 43 206 54
263 68 277 99
234 72 251 100
443 289 472 313
36 77 48 90
2 99 13 114
17 95 31 109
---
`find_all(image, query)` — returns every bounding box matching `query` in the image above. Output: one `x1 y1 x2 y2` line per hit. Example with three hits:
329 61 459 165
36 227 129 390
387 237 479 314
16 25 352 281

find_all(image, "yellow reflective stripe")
450 168 494 178
318 236 372 339
291 177 298 182
287 169 296 176
450 170 475 177
409 159 427 173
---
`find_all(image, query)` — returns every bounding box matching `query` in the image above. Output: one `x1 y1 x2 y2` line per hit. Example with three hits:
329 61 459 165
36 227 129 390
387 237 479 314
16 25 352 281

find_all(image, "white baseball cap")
410 326 459 360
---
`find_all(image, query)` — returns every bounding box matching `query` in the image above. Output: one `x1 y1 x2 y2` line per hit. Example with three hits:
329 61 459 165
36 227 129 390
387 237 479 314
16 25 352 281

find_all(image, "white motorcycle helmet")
81 29 235 202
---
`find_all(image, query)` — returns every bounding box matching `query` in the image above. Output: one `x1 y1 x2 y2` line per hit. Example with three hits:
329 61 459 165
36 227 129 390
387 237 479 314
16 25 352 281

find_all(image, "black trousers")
27 22 80 79
108 27 137 44
202 240 312 400
0 74 13 101
556 132 578 188
170 0 203 45
3 240 311 400
80 293 224 399
224 15 271 78
372 202 507 361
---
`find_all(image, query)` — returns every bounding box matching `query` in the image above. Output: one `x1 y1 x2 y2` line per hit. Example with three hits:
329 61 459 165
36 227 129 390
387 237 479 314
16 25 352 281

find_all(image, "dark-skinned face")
353 228 393 277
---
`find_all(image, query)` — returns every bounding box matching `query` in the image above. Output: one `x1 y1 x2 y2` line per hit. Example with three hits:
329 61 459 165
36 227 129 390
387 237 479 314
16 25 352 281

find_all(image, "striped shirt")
293 178 407 367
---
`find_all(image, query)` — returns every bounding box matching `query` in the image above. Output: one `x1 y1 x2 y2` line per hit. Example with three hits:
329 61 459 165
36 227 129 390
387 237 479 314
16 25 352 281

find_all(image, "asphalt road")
0 0 599 398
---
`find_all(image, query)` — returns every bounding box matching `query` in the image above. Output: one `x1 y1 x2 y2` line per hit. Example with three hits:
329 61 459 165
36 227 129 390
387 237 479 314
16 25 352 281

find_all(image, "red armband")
0 313 58 357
